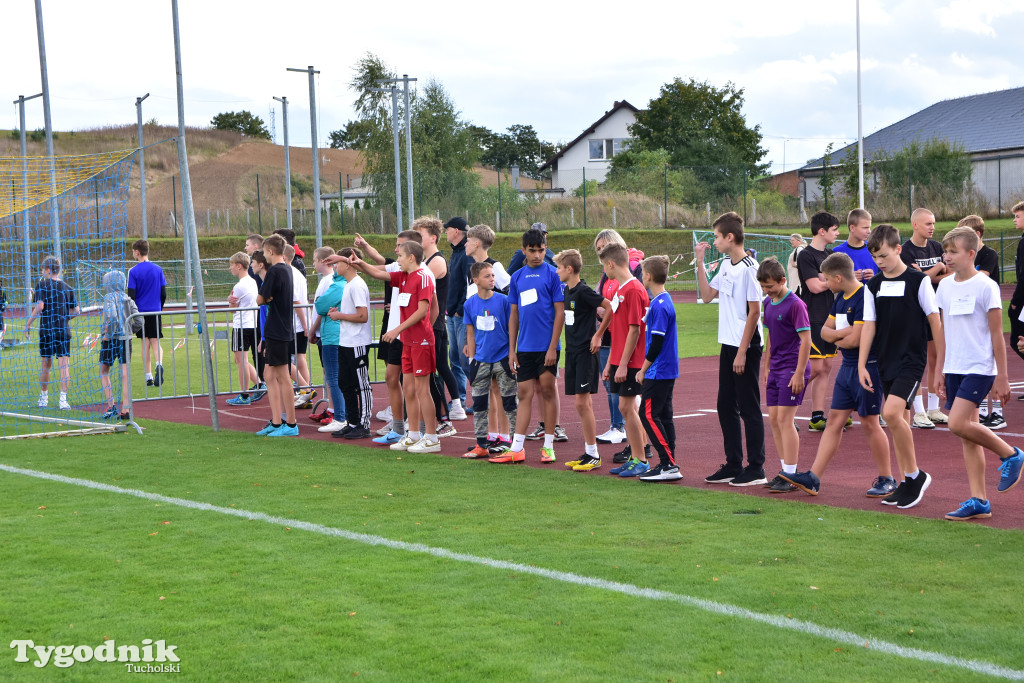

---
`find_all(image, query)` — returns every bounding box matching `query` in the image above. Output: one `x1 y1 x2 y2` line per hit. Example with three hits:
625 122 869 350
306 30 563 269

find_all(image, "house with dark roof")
538 100 639 193
799 86 1024 211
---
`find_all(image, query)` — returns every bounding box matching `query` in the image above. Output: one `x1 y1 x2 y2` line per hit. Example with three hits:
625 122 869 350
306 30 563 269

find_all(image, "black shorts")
809 319 837 359
379 337 403 366
516 350 559 382
882 372 921 410
136 313 163 339
265 338 293 367
39 334 70 358
564 348 599 395
231 327 256 353
294 332 308 355
609 365 643 397
100 339 130 366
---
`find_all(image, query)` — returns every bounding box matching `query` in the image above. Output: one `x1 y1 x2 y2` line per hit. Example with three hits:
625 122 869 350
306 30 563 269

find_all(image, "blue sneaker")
944 497 992 520
256 421 279 436
373 430 403 445
268 423 299 437
997 448 1023 492
226 395 251 406
618 458 651 478
249 384 267 402
609 459 633 475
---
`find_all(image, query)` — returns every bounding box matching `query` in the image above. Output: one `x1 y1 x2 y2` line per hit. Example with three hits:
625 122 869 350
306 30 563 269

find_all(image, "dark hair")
337 246 363 261
42 256 60 274
263 234 286 255
273 228 296 245
641 255 669 284
522 228 546 249
397 230 423 244
132 239 150 256
867 224 900 253
470 261 493 280
712 211 744 245
398 241 424 264
810 211 839 235
251 250 269 268
756 256 785 283
599 243 628 266
821 252 855 280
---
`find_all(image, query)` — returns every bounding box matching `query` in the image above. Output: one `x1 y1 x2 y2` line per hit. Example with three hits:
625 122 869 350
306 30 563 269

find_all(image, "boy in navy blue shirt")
499 228 565 464
26 256 79 410
636 256 681 482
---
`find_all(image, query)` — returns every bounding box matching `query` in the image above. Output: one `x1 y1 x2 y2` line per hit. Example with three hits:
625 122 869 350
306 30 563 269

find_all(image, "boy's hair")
599 242 629 266
396 230 423 244
230 251 251 269
273 228 296 245
942 226 979 252
470 260 494 280
398 241 423 264
847 208 871 226
467 224 495 250
313 246 335 262
283 244 295 261
42 255 61 274
1013 200 1024 214
820 252 856 280
810 211 840 235
337 246 363 261
263 234 286 256
641 255 669 284
411 216 443 241
246 234 264 246
553 249 583 274
755 256 786 283
522 228 547 249
712 211 744 245
593 229 627 251
132 239 150 256
867 223 900 253
957 214 985 235
251 250 269 268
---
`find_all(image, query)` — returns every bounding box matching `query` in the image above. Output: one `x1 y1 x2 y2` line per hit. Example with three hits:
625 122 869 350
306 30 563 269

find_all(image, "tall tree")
476 124 556 178
327 119 374 150
210 110 271 139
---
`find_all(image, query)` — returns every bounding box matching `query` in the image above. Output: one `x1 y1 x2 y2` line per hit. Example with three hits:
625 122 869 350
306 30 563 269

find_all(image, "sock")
393 421 406 435
780 459 787 471
426 433 437 443
241 393 250 399
478 437 490 447
980 401 990 418
488 432 499 441
409 431 422 441
782 463 797 474
992 399 1002 416
585 443 598 457
927 393 939 411
913 395 924 413
543 434 555 449
146 373 153 380
286 422 296 428
40 390 48 398
811 410 824 420
511 433 526 452
906 469 920 480
499 433 510 441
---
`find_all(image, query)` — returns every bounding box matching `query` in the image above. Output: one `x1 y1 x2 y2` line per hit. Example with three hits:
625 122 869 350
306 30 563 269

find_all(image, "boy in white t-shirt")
934 227 1023 520
226 252 260 406
329 247 374 439
284 244 313 408
307 246 339 424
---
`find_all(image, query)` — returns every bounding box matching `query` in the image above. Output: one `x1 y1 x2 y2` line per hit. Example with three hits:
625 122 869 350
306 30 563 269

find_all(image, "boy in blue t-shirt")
635 256 681 482
499 228 565 464
462 262 518 458
833 209 878 282
127 239 167 387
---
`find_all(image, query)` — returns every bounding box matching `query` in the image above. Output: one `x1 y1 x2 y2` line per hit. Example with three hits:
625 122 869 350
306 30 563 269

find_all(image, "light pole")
273 96 292 230
286 66 322 247
856 0 865 208
136 93 150 239
34 0 62 264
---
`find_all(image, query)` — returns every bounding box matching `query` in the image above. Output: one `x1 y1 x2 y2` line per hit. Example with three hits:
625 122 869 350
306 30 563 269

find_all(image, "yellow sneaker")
572 456 602 471
564 457 583 468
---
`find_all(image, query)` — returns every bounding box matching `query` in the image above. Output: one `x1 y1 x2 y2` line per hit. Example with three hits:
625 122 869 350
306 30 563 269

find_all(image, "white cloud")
936 0 1024 36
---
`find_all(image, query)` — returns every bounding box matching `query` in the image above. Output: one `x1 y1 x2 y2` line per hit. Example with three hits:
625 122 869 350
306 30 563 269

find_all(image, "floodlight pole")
856 0 865 209
370 85 403 232
273 96 293 229
33 0 62 266
14 93 42 306
286 66 322 247
136 93 150 240
171 0 219 431
380 75 417 223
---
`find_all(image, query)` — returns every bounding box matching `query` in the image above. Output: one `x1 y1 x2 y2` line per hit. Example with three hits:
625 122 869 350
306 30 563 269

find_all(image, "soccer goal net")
691 230 800 280
0 150 137 439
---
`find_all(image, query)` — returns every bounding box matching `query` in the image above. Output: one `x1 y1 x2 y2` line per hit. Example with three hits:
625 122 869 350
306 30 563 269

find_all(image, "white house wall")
553 107 636 192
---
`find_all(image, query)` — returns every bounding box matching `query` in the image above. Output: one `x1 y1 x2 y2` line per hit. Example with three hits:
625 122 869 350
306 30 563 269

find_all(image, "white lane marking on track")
673 413 706 419
2 463 1022 681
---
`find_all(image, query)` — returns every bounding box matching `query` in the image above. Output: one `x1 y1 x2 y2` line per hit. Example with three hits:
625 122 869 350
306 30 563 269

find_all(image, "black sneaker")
331 424 355 438
866 476 897 498
769 476 798 493
146 378 155 387
987 413 1007 430
781 470 820 495
729 467 768 487
705 463 742 483
613 445 632 464
896 471 931 509
881 480 908 506
342 426 372 439
763 474 785 489
639 463 683 482
525 423 545 440
154 364 164 387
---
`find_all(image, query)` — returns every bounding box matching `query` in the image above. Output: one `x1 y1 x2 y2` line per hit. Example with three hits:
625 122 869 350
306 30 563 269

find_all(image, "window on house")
589 138 630 160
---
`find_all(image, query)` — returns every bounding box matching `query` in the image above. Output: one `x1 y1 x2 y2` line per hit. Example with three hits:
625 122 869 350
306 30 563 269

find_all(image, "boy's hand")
993 374 1011 405
589 334 601 354
228 294 239 306
636 371 644 386
328 306 340 321
1017 337 1024 353
382 329 398 343
306 329 315 342
858 367 874 392
614 364 627 383
353 233 369 250
733 352 746 375
322 254 342 265
462 344 470 358
694 242 709 261
602 362 611 382
509 351 519 373
934 371 946 403
789 372 805 395
544 348 557 367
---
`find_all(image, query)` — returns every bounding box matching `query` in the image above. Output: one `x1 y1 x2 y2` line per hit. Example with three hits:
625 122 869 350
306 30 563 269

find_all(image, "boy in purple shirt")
758 257 811 493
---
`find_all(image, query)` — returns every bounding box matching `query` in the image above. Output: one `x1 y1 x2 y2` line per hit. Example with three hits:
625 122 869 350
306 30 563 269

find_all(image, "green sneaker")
540 447 556 463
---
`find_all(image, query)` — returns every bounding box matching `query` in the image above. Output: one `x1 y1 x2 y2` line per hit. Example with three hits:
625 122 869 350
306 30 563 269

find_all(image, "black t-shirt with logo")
32 278 77 339
797 245 834 325
900 239 944 289
562 279 604 352
260 263 294 342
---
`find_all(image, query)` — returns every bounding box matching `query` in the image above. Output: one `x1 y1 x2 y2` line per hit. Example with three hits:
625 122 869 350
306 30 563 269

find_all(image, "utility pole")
34 0 62 265
370 85 403 232
856 0 865 209
14 92 42 305
273 95 292 229
136 93 150 239
378 74 417 223
286 66 322 247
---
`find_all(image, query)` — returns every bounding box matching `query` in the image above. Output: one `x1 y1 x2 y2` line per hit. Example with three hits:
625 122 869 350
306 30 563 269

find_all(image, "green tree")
872 138 972 198
327 119 374 150
210 110 270 139
606 148 707 204
476 124 554 178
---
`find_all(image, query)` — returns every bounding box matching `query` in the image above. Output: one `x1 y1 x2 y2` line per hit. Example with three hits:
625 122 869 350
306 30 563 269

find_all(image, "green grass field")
1 420 1022 681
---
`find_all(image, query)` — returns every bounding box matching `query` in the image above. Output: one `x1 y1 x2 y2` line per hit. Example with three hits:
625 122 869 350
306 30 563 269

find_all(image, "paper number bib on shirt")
475 314 495 331
397 292 412 307
564 310 575 326
878 281 905 297
520 288 538 307
950 296 975 316
835 313 849 330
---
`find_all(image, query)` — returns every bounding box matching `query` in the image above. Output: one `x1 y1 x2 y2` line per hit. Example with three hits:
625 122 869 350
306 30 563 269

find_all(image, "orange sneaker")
488 449 525 464
463 445 490 459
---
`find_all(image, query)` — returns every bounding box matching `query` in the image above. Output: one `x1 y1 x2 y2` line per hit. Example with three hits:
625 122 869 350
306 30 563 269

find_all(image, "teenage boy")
444 216 472 412
1008 201 1024 373
284 244 314 409
26 256 78 410
902 208 949 428
934 227 1023 519
415 217 459 434
127 239 166 387
498 228 564 464
329 247 373 439
960 215 1005 429
858 223 941 509
243 234 266 389
798 211 839 431
695 212 766 486
347 241 440 453
757 257 811 493
636 256 682 482
306 246 340 424
462 261 519 458
250 250 270 401
255 235 298 437
782 252 895 498
833 208 878 282
226 252 260 406
314 252 347 434
598 242 651 478
245 234 265 287
554 249 611 472
99 271 133 419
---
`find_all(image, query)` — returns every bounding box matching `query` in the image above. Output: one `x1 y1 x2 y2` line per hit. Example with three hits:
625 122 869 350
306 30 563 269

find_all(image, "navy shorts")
944 373 995 410
831 363 882 416
99 339 130 366
39 334 70 358
765 365 809 407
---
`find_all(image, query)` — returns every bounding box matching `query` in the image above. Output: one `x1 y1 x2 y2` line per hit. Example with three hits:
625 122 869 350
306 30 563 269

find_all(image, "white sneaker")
408 437 441 453
318 420 347 433
293 392 307 408
376 405 393 422
58 395 70 410
37 393 48 408
596 427 626 444
448 400 468 421
390 436 419 451
912 412 935 429
926 409 948 424
376 421 394 436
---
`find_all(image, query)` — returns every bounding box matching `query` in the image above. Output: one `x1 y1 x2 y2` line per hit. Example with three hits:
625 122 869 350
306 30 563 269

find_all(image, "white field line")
1 464 1022 681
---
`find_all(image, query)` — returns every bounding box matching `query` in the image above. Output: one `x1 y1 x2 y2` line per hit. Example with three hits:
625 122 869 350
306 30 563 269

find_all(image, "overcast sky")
4 0 1024 174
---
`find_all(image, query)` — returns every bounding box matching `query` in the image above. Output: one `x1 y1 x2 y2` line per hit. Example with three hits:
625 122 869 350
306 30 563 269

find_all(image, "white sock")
60 392 67 400
511 433 526 452
409 431 422 441
488 432 499 441
906 469 920 480
499 433 510 441
426 433 437 443
585 443 598 457
927 393 939 411
980 401 990 418
780 459 787 471
913 396 925 413
992 400 1002 415
146 373 153 380
543 434 555 449
782 463 797 474
40 390 48 397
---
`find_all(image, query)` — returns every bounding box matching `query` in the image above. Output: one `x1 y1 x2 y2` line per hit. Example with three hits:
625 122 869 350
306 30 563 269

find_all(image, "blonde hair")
942 226 979 252
593 229 627 252
553 249 583 274
313 246 336 262
467 224 495 250
229 251 251 269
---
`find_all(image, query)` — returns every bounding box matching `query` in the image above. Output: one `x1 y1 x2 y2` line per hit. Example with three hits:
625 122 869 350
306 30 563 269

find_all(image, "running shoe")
596 427 626 444
554 425 569 442
896 471 931 509
705 463 741 484
437 421 457 437
986 413 1007 430
573 456 602 472
488 438 512 455
912 412 935 429
926 409 948 424
408 437 441 453
540 447 556 463
268 423 299 437
376 405 393 422
525 423 545 440
730 467 768 487
464 445 490 459
780 470 820 495
256 421 279 436
638 463 682 482
488 449 525 463
944 497 992 520
58 395 71 410
866 476 897 498
373 431 403 445
390 436 419 451
613 445 632 464
226 394 251 406
448 400 468 421
617 458 650 477
318 420 347 433
998 448 1023 492
808 416 827 431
